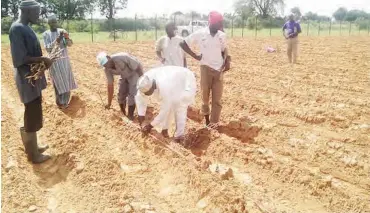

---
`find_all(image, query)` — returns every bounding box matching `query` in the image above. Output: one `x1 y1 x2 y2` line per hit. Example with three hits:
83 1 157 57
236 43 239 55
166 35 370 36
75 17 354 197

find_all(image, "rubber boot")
204 115 210 126
20 127 49 153
20 129 51 164
161 129 169 138
128 105 136 121
119 103 126 116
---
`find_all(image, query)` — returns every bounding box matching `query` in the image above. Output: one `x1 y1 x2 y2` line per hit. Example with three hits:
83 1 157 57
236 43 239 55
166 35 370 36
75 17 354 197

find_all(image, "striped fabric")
53 86 70 107
42 29 77 95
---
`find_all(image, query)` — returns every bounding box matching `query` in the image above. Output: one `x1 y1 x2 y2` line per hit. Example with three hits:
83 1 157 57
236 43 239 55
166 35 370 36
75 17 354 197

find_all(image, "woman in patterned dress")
43 15 77 108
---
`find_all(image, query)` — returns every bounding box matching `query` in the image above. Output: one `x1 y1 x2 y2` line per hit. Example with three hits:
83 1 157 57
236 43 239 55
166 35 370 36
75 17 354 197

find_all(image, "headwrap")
208 11 223 25
137 75 153 94
96 52 108 67
19 0 40 9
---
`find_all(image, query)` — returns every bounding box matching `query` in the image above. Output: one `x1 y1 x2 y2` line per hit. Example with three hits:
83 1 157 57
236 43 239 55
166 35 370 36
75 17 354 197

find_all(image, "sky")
96 0 370 18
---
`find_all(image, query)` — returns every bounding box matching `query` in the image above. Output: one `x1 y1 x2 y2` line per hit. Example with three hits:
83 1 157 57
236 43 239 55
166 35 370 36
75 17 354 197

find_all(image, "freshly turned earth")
1 36 370 212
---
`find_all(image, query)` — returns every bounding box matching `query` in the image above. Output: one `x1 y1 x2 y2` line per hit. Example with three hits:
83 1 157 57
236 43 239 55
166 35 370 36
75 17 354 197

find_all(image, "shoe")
119 103 126 116
174 136 184 144
20 127 49 153
204 115 210 126
161 129 169 138
20 128 51 164
58 104 69 110
128 105 136 120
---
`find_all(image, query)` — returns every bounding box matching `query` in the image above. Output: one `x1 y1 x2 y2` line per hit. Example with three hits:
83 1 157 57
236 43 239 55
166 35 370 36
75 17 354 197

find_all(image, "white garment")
185 28 227 71
155 35 186 67
135 66 197 137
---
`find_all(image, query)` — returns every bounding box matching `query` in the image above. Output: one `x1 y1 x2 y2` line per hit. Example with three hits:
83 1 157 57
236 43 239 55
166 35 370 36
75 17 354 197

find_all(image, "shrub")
31 23 48 33
1 17 13 34
356 18 370 30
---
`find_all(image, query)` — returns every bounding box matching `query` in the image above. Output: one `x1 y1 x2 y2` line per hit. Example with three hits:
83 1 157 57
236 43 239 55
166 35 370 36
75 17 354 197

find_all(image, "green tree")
317 15 331 21
333 7 347 21
97 0 127 31
1 16 13 33
1 0 9 17
234 0 284 18
303 11 318 20
234 0 254 20
189 11 201 19
98 0 127 19
38 0 95 20
171 11 183 24
1 0 21 19
344 10 369 22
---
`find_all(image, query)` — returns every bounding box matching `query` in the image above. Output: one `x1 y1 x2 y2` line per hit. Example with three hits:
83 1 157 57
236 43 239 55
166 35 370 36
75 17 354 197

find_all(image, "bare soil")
2 36 370 213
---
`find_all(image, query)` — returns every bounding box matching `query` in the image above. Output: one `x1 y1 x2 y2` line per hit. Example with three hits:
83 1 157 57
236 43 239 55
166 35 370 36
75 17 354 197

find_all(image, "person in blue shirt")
283 14 302 64
9 0 53 164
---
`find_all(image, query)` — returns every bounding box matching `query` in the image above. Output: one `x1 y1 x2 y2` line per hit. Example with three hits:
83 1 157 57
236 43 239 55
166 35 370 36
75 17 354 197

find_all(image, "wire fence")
72 16 370 43
2 13 370 43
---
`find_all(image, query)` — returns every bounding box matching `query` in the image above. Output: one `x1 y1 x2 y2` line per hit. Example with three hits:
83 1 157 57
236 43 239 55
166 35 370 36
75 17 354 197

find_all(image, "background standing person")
9 0 53 164
96 52 143 120
155 22 186 67
180 11 231 127
136 66 196 142
43 15 77 109
283 14 302 64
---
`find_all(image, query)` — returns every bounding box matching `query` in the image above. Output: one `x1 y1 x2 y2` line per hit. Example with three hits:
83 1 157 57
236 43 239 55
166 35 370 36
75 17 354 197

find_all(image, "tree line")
1 0 370 34
1 0 127 20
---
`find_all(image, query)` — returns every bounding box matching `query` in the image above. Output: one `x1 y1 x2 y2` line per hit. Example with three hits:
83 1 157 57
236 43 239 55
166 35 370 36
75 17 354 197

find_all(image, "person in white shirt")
136 66 196 142
155 22 186 67
180 11 231 127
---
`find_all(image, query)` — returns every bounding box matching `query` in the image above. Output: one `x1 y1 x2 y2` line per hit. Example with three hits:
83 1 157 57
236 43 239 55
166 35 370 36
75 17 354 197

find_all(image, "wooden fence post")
135 14 137 41
307 20 310 36
254 16 257 38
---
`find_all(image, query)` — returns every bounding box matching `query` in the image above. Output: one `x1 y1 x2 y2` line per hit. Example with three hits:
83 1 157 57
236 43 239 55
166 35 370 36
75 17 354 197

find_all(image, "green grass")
2 26 369 45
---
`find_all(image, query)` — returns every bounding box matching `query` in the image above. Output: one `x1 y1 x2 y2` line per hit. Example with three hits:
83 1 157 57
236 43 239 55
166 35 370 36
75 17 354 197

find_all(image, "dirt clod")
5 157 18 172
196 198 208 209
76 162 84 174
202 160 212 170
123 204 133 213
28 205 37 212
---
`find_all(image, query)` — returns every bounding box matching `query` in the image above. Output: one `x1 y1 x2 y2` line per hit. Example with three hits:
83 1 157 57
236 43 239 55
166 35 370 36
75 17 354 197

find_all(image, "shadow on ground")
61 96 87 118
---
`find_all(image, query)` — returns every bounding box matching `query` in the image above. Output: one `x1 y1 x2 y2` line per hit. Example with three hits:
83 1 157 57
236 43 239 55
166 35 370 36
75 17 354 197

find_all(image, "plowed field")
2 36 370 213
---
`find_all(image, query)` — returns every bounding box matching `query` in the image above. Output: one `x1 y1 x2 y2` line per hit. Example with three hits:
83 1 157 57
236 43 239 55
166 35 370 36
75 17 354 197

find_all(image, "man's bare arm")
106 83 114 109
179 41 202 61
156 51 165 63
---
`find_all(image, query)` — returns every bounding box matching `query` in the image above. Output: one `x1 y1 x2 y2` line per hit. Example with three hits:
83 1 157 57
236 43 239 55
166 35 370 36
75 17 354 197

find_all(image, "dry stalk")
26 42 64 86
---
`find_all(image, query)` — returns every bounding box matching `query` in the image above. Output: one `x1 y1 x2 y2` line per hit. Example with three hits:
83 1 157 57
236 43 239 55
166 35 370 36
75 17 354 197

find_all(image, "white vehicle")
177 20 208 37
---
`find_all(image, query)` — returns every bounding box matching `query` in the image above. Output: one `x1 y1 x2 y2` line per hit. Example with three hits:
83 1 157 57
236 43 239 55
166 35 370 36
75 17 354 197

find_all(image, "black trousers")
24 96 43 132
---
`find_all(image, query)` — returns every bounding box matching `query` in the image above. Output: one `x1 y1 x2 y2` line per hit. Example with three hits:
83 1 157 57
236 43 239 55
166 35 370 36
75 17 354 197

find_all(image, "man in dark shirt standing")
9 0 53 164
283 14 302 64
